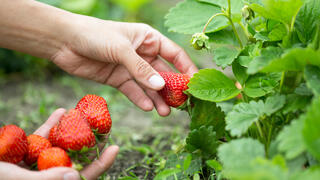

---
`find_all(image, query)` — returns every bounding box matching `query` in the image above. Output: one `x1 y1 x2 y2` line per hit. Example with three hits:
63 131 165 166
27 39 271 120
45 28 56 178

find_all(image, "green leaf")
208 28 240 46
232 59 248 85
247 47 283 74
187 69 241 102
276 116 306 159
238 56 253 67
291 168 320 180
249 0 303 26
183 154 192 171
165 153 202 177
264 94 286 116
165 0 229 34
261 48 320 72
186 126 218 157
304 65 320 96
244 73 281 98
226 100 265 137
283 94 312 114
223 157 288 180
213 46 240 68
190 98 225 138
206 159 222 171
268 23 287 41
226 94 285 137
295 83 313 96
198 0 244 14
295 0 320 44
154 168 182 180
303 96 320 161
218 138 265 169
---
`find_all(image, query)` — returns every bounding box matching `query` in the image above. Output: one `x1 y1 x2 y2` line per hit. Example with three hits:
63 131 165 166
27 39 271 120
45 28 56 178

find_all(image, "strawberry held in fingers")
158 72 190 107
0 125 28 164
76 94 112 134
56 109 96 151
37 147 72 170
24 134 52 165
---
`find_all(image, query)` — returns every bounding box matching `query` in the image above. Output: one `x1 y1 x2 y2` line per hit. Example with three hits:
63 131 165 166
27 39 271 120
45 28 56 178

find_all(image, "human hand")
52 18 198 116
0 108 119 180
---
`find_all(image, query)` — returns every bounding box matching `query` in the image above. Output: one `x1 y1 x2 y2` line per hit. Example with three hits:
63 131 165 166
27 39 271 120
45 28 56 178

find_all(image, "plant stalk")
279 71 286 93
255 121 264 139
202 13 225 33
227 0 243 49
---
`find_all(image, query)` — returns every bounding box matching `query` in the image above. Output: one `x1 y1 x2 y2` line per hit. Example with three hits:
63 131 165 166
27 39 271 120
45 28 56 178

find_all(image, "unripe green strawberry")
37 147 72 170
24 134 52 165
0 125 28 164
56 109 96 151
76 95 112 134
158 72 190 107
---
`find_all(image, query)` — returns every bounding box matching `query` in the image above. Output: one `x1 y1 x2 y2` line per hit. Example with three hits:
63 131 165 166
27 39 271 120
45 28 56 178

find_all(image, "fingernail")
148 75 165 89
64 172 79 180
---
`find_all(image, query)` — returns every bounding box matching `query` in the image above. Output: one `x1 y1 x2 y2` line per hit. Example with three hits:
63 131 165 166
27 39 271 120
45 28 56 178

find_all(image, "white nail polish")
64 172 79 180
148 75 165 89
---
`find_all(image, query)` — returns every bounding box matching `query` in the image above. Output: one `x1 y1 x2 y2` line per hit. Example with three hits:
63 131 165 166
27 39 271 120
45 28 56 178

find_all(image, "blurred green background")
0 0 207 179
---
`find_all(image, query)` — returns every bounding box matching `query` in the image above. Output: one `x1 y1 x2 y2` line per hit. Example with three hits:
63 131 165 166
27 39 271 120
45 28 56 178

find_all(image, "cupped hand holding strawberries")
0 1 198 117
0 95 119 180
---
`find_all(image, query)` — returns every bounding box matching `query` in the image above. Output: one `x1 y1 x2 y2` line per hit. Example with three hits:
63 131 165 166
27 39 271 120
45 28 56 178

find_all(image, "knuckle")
136 60 151 76
108 42 129 63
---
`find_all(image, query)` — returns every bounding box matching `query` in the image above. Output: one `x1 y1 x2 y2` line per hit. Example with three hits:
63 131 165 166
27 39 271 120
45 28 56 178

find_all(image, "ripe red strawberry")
48 125 58 146
37 147 72 170
76 94 112 134
56 109 96 151
0 125 28 164
158 72 190 107
24 134 52 165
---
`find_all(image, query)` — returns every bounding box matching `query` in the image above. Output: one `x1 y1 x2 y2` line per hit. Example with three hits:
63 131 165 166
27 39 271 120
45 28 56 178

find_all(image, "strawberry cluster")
0 94 111 171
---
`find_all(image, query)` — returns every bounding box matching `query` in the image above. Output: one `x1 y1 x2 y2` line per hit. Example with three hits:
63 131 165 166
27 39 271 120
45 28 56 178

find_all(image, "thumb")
120 48 165 90
32 167 80 180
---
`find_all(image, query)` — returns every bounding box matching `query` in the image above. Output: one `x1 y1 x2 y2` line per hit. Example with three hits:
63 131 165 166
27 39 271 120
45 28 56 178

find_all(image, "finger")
0 162 34 180
119 48 165 91
81 145 119 180
0 162 79 180
146 90 171 117
34 108 66 138
32 167 80 180
158 34 198 76
150 57 175 73
118 79 154 111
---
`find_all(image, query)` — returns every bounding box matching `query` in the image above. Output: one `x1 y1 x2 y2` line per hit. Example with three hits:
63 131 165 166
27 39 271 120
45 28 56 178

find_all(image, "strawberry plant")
156 0 320 179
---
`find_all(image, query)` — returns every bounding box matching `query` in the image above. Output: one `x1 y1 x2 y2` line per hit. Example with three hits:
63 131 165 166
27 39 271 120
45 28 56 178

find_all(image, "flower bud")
190 32 210 50
242 5 254 21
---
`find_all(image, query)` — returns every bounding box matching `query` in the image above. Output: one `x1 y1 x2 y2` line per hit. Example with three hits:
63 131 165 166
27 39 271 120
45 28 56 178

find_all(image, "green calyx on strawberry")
76 94 112 134
0 125 28 164
55 109 96 151
24 134 52 165
191 32 210 50
158 72 190 108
